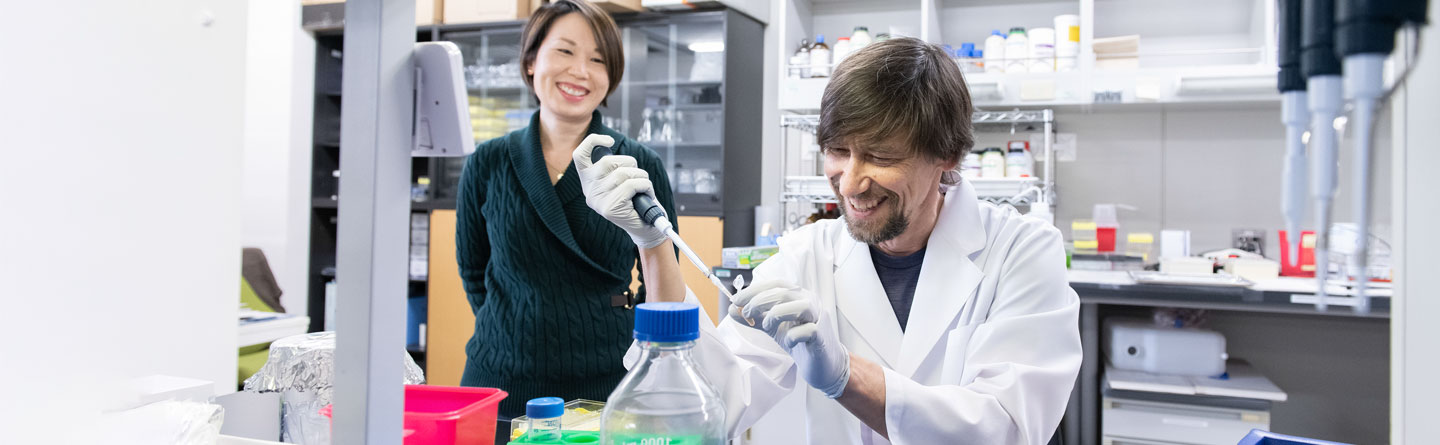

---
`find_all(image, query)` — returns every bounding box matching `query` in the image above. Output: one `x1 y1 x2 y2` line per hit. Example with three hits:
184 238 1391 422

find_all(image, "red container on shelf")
322 385 508 445
1096 227 1118 252
1278 230 1317 277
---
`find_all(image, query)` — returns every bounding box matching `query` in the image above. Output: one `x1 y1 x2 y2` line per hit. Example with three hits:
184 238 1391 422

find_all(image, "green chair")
238 248 289 387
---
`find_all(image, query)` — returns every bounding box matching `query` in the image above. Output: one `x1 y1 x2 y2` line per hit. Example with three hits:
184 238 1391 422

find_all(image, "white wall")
243 0 316 315
0 0 248 442
1392 12 1440 443
1046 104 1391 259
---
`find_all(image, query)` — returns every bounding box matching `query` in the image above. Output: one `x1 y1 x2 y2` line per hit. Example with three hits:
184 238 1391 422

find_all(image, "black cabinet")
305 9 764 336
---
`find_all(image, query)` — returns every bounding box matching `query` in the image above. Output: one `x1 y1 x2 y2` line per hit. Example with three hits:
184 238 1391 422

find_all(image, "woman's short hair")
817 37 975 164
520 0 625 107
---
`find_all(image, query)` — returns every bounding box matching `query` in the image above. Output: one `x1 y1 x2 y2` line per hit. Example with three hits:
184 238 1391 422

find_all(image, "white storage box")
1104 319 1227 377
1102 396 1269 445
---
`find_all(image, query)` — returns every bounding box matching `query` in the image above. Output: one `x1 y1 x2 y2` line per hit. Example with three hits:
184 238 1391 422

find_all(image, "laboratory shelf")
1067 272 1390 319
313 198 455 211
782 176 1043 206
466 86 527 95
780 110 1055 213
634 80 724 88
653 141 722 149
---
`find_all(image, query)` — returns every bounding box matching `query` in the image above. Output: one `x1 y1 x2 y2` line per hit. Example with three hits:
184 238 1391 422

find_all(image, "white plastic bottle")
1006 147 1031 177
1005 27 1029 74
1028 27 1056 73
601 303 725 445
810 34 831 77
1006 141 1034 177
984 30 1007 73
961 152 983 179
832 37 853 68
980 147 1006 178
790 39 810 79
1054 14 1080 72
850 26 873 50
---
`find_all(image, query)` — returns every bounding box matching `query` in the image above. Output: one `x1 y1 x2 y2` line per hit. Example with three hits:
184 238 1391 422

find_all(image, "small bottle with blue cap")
526 397 564 442
601 302 726 444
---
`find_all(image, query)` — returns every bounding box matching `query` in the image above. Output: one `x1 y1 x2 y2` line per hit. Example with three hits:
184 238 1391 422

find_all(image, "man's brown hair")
520 0 624 106
817 37 975 163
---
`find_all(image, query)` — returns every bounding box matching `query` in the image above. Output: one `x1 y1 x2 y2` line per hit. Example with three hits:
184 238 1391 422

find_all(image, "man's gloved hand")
729 279 852 398
572 134 667 249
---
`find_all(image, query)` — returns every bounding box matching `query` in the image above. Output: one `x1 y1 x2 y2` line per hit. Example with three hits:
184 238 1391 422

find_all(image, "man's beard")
839 186 909 245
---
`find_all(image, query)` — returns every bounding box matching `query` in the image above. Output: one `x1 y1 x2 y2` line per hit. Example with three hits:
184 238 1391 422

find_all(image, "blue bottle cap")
634 302 700 342
992 29 1006 37
960 43 976 53
526 397 564 419
815 34 825 44
975 49 984 58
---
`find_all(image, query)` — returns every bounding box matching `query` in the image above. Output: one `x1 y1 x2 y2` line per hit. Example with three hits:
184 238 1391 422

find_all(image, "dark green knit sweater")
455 110 677 417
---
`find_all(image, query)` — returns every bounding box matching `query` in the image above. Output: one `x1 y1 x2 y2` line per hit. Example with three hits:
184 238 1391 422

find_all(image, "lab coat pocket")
939 323 978 384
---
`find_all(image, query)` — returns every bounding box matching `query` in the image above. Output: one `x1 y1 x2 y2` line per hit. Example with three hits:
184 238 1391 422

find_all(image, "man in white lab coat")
572 37 1082 444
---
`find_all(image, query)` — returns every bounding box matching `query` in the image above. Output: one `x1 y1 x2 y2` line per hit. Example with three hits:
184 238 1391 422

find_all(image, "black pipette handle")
591 144 667 227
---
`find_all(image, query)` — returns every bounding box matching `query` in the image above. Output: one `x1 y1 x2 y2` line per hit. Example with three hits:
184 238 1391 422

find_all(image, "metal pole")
335 0 414 442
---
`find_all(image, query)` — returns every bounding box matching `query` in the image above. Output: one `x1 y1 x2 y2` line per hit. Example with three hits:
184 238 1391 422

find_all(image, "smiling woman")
452 0 679 438
521 1 624 110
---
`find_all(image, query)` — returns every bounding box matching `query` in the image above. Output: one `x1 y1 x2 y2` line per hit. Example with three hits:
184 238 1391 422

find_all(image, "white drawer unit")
1102 396 1269 445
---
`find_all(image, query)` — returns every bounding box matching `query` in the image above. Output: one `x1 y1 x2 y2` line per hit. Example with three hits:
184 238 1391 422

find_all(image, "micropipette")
1334 0 1428 314
1301 0 1344 309
590 144 733 301
1277 0 1310 265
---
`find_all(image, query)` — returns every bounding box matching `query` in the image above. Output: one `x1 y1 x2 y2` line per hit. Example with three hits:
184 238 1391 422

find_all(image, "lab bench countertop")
1066 270 1391 318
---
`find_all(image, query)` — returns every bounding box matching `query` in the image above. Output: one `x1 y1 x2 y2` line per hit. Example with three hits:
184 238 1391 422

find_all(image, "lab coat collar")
897 181 986 377
832 181 987 376
508 110 625 281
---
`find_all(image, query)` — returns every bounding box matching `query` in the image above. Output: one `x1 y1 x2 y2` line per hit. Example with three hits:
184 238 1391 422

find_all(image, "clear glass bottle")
601 303 725 445
636 108 654 142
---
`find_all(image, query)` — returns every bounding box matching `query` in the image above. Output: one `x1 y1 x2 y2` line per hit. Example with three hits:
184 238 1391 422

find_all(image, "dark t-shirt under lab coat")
869 246 927 331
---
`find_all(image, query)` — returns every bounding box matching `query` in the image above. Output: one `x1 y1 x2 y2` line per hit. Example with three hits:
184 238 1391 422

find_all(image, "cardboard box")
445 0 534 24
300 0 447 29
416 0 443 26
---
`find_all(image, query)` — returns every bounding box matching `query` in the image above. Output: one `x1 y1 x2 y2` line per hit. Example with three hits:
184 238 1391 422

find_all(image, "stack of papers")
1105 359 1287 402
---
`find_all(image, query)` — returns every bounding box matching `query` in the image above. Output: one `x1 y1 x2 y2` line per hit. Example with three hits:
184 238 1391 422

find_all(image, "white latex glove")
572 134 668 249
729 279 852 398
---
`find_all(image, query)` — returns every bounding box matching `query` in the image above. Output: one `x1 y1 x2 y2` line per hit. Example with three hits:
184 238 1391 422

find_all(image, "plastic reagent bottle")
984 29 1007 73
526 397 564 442
1005 27 1029 74
601 302 726 445
810 35 831 78
850 26 873 49
790 39 811 79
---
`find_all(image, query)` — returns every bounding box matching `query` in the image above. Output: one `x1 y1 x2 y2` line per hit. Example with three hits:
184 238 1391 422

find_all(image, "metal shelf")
779 110 1058 225
781 110 1054 132
972 109 1054 125
782 176 1043 206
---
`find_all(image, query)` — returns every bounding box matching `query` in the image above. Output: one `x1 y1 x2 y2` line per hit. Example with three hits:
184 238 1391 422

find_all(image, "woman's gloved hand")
572 134 667 249
729 279 852 399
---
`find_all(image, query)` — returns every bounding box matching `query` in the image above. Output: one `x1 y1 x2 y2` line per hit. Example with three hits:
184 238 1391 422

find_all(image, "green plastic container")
508 431 704 445
507 431 601 444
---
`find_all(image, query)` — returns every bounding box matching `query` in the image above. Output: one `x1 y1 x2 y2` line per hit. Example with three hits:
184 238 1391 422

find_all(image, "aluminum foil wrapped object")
243 331 425 444
99 400 224 445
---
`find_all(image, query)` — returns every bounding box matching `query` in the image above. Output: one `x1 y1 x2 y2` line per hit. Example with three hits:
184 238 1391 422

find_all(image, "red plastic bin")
322 385 508 445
